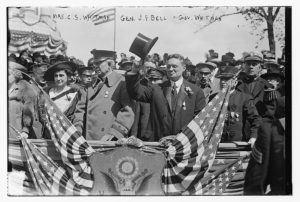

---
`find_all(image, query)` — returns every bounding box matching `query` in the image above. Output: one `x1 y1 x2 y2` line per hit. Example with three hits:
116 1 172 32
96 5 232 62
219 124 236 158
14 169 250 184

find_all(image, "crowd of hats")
8 51 84 73
8 47 285 84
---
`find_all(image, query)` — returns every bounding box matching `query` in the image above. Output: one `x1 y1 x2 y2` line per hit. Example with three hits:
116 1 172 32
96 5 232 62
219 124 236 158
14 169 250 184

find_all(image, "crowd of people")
8 46 286 194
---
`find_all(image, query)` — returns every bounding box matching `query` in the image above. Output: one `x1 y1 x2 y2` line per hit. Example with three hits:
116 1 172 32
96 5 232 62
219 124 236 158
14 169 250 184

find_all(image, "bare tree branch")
194 11 244 33
273 7 281 21
258 7 268 19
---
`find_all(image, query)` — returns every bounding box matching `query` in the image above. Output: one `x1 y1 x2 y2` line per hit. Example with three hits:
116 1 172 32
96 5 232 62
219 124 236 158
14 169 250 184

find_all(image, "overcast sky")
53 6 284 65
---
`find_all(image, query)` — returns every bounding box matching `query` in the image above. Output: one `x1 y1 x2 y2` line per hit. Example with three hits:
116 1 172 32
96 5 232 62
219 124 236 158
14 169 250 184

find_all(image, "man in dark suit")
214 65 261 145
125 54 206 141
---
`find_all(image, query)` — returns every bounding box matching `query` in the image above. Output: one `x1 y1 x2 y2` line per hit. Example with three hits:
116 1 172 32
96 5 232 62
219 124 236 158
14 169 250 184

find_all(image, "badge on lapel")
104 91 109 98
182 101 186 110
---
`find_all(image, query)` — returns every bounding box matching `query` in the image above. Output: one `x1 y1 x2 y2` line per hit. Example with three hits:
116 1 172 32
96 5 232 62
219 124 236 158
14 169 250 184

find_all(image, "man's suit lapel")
162 82 172 113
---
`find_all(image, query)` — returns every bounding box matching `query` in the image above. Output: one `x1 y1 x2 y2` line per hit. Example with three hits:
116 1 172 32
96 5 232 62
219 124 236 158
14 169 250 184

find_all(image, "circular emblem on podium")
116 157 139 179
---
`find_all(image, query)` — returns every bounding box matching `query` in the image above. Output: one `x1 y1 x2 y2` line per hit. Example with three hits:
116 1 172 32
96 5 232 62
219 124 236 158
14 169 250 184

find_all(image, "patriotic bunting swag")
162 86 231 195
10 80 240 195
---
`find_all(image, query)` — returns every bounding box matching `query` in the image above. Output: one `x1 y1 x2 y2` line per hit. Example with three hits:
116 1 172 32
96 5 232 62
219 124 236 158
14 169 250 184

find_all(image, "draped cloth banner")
162 87 230 195
11 80 233 195
8 7 67 56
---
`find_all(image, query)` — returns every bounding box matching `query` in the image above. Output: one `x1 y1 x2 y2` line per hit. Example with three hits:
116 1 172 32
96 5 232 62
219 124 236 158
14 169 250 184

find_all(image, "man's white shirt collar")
174 77 184 93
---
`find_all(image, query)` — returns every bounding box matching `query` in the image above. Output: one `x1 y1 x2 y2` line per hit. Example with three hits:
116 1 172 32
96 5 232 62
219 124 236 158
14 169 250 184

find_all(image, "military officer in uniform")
244 88 286 195
72 50 134 141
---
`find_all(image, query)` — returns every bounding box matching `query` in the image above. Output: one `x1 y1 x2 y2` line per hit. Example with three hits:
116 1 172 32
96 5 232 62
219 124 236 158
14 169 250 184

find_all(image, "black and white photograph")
3 0 294 199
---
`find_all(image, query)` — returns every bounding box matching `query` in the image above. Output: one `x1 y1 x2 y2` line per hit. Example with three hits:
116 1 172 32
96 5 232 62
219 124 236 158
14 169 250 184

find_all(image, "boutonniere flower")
182 101 186 110
227 111 240 123
185 86 194 96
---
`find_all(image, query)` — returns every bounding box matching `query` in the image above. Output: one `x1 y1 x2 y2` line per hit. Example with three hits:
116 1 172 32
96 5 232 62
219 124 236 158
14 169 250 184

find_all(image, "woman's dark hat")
44 61 77 81
129 33 158 60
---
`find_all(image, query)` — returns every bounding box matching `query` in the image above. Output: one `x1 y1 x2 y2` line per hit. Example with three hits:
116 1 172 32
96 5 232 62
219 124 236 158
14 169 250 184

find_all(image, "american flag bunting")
41 90 95 194
162 85 231 195
199 156 247 195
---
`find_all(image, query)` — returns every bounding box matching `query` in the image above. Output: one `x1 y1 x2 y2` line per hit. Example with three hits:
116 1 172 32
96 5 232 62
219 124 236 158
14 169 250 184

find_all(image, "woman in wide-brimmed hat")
43 61 81 123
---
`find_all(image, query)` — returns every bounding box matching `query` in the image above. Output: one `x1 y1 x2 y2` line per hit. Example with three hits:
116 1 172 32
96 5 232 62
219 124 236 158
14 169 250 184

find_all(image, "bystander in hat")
221 52 236 66
244 52 264 62
195 62 217 87
118 57 133 71
32 52 44 64
91 49 116 64
261 63 284 83
77 65 96 88
205 50 221 67
77 65 95 75
263 59 280 70
147 67 166 84
215 65 240 79
196 62 217 72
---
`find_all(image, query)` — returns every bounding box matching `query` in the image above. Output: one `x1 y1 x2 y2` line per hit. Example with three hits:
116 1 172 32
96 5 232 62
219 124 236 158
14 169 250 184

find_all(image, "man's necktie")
171 83 178 111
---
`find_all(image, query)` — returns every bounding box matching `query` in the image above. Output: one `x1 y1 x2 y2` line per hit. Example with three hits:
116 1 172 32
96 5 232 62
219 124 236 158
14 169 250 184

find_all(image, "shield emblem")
89 146 166 195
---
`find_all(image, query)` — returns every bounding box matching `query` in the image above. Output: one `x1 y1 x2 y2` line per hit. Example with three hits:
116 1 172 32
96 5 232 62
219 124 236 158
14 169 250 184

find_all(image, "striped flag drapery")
12 86 96 195
199 156 247 195
162 86 230 195
41 91 95 194
11 78 235 195
87 7 116 26
9 124 93 195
